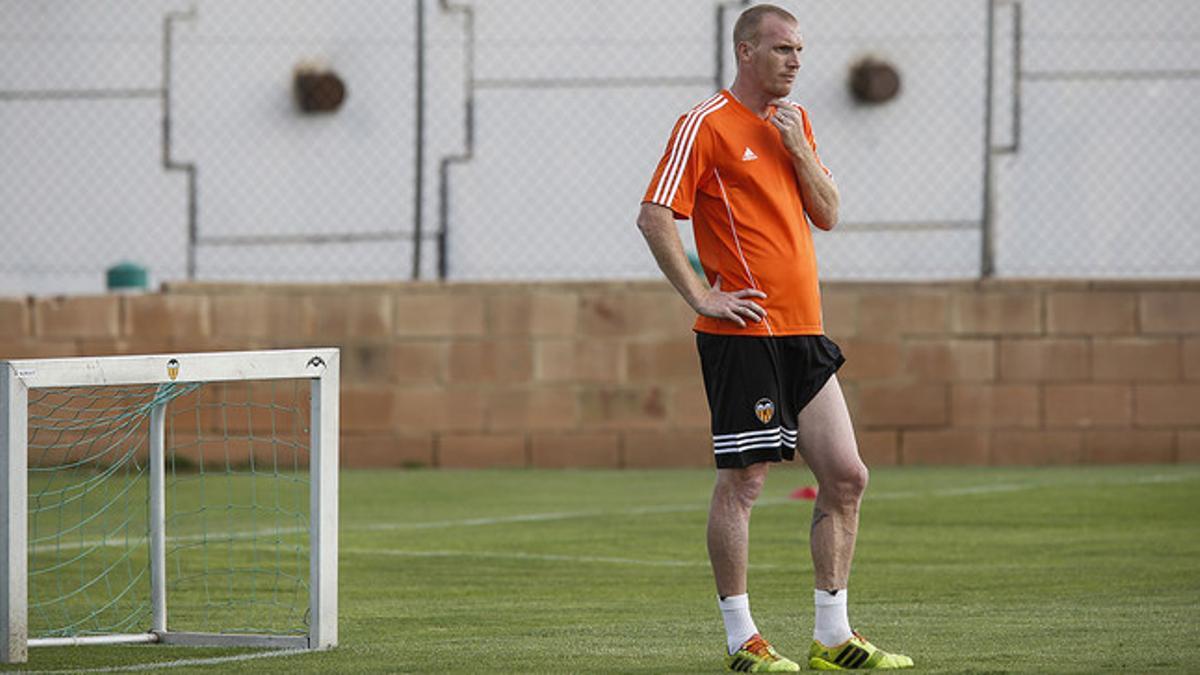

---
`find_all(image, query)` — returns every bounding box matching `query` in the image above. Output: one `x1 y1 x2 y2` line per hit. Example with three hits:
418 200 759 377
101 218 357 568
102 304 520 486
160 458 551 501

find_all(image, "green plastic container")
106 262 149 292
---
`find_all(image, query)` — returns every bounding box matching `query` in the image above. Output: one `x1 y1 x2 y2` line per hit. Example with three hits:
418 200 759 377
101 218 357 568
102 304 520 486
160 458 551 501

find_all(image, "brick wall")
2 280 1198 467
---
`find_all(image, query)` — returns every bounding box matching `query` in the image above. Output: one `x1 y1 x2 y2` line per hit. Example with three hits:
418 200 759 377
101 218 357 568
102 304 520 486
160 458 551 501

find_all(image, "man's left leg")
795 375 912 670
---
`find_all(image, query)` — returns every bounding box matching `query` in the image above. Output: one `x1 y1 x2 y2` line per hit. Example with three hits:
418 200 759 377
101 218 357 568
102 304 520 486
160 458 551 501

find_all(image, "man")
637 5 913 671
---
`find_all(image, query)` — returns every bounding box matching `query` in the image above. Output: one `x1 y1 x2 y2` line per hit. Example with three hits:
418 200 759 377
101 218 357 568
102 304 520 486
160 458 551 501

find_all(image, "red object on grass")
790 485 819 500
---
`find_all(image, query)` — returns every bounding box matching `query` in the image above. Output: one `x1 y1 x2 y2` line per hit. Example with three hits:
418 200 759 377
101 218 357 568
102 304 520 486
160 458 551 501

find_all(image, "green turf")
4 465 1199 673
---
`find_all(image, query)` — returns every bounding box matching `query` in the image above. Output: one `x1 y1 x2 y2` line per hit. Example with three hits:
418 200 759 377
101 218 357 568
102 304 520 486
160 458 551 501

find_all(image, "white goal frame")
0 348 339 664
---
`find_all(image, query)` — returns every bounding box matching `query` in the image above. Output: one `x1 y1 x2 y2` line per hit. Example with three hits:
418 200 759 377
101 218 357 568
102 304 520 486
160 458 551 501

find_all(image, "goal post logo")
167 358 180 381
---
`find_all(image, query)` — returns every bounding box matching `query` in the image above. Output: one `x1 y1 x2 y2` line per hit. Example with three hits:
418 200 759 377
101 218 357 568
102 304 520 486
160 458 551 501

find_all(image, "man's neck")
728 80 774 119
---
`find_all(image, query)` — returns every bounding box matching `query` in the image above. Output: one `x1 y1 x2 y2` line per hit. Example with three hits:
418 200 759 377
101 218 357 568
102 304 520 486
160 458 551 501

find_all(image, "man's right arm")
636 202 767 328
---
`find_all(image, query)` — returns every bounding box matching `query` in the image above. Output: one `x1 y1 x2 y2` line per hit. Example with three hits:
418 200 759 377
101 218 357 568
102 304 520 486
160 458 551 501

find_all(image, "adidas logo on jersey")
741 147 758 162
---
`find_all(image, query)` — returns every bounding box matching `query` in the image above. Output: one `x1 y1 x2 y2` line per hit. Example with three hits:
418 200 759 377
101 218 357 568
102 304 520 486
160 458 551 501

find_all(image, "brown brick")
905 340 995 381
394 387 485 432
487 387 577 431
530 432 621 468
1044 385 1132 428
952 384 1039 428
309 292 392 338
1134 385 1200 427
448 340 533 383
859 290 949 336
34 296 120 338
902 430 990 465
622 430 711 468
856 430 899 466
579 291 694 338
1082 430 1174 464
838 339 903 380
77 338 173 357
341 434 434 468
535 339 623 383
840 380 861 419
340 343 394 383
0 298 30 339
489 292 578 337
991 431 1082 465
1092 339 1180 381
1047 291 1137 335
210 293 308 339
951 292 1040 335
1140 291 1200 334
391 342 447 383
1179 432 1200 463
856 384 947 427
578 293 633 337
820 288 858 338
627 338 700 381
123 294 210 340
998 339 1090 382
1184 339 1200 380
341 387 397 433
0 340 80 359
669 383 711 428
580 386 670 429
438 434 527 468
162 335 252 354
394 293 485 338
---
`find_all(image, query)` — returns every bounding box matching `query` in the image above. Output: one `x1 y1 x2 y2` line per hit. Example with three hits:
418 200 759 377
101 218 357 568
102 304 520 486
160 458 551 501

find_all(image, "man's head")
732 4 804 98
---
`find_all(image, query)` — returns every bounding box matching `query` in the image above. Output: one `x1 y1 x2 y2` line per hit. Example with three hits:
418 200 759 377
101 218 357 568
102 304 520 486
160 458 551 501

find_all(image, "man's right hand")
693 277 768 328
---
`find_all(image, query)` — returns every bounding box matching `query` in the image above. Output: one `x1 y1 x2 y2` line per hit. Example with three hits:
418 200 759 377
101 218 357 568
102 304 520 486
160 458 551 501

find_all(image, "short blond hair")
732 4 798 51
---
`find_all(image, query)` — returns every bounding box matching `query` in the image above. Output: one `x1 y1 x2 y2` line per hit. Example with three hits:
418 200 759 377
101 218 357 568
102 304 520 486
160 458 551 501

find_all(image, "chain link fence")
2 0 1197 295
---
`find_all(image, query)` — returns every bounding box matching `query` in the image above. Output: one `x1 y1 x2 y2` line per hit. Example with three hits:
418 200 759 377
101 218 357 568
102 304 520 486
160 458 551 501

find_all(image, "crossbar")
6 348 334 389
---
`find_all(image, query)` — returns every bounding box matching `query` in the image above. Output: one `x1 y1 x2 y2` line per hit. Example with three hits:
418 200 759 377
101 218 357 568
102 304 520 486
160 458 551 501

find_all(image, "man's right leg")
709 463 800 672
708 463 769 598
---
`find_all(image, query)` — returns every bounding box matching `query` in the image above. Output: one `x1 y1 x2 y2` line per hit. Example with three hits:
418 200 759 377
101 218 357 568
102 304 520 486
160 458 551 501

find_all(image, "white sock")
718 594 759 655
813 589 853 647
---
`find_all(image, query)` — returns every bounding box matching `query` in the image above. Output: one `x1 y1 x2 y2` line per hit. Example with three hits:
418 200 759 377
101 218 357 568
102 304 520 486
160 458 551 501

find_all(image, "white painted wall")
1 0 1197 295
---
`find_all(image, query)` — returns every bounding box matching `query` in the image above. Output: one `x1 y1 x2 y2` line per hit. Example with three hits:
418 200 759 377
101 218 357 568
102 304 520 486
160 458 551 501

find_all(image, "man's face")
742 15 804 97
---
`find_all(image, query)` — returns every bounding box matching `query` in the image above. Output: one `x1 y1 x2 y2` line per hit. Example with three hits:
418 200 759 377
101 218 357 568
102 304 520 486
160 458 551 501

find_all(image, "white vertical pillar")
0 365 28 664
149 400 167 635
308 352 338 649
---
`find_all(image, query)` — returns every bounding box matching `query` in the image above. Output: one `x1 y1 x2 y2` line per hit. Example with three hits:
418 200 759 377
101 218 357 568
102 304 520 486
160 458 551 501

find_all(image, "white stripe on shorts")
712 426 798 453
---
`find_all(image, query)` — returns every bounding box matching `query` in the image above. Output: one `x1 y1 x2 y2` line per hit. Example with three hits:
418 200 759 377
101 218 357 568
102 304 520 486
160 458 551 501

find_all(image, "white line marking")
344 547 780 570
362 510 606 530
37 648 304 673
868 483 1030 500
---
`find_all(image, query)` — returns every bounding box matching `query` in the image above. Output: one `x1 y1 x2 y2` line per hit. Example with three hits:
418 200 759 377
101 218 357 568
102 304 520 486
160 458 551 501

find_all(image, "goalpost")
0 349 339 664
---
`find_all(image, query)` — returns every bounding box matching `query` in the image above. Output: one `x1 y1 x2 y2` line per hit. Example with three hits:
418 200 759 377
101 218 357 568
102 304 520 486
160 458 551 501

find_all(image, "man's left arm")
770 104 840 230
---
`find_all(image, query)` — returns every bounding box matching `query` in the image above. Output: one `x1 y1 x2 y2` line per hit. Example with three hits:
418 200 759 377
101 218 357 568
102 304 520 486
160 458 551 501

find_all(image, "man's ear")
735 41 753 64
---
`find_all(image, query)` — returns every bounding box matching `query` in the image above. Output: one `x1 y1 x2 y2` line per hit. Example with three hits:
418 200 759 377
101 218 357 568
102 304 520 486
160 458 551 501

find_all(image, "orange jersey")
643 90 833 336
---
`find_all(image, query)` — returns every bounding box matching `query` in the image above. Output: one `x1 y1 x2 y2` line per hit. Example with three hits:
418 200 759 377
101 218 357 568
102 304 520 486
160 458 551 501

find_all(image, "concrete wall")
3 280 1198 467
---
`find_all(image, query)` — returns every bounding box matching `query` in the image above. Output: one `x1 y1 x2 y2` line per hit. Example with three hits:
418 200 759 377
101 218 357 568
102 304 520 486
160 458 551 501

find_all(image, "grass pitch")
4 464 1199 673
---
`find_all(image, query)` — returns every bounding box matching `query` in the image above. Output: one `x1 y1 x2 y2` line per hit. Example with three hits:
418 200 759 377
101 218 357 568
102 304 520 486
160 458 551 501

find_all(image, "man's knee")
716 464 769 509
825 461 869 506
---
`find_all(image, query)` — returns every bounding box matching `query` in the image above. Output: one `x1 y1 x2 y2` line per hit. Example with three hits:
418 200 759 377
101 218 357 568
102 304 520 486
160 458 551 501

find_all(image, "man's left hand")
769 102 812 160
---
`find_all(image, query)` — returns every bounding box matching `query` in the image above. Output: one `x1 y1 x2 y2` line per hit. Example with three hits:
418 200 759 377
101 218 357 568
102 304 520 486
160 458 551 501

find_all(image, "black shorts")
695 333 845 469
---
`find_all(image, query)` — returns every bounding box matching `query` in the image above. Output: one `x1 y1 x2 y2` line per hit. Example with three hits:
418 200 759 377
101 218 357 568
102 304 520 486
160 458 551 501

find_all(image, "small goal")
0 349 339 664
